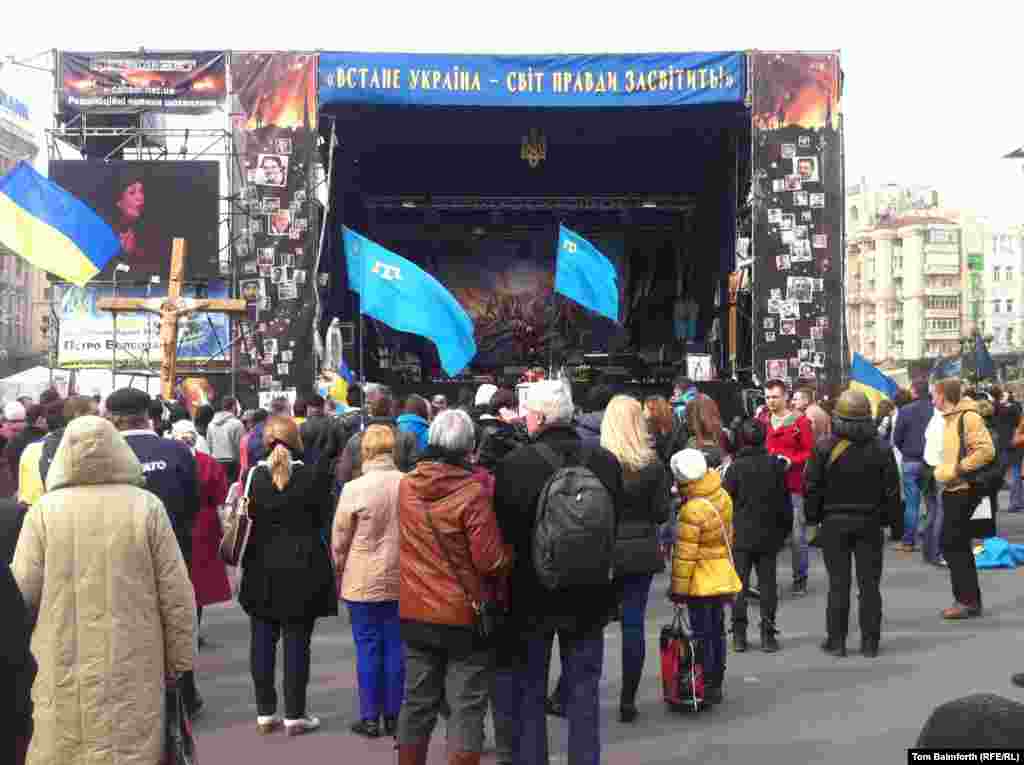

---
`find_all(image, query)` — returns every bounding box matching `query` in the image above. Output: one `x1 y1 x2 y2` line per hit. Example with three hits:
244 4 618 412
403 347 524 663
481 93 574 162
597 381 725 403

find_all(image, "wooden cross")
98 239 248 401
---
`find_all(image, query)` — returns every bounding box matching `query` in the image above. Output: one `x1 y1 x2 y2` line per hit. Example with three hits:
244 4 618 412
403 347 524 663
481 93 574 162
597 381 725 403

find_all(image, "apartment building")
846 216 963 364
979 230 1024 354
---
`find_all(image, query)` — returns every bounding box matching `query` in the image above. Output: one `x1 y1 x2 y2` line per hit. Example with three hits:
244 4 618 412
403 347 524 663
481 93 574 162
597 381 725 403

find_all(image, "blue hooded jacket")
396 413 429 454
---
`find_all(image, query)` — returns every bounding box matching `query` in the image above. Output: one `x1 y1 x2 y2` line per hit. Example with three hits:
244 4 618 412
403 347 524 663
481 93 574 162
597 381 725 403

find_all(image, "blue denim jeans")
790 493 809 582
346 600 405 721
687 598 727 684
921 486 945 564
496 626 605 765
617 573 654 707
901 461 924 545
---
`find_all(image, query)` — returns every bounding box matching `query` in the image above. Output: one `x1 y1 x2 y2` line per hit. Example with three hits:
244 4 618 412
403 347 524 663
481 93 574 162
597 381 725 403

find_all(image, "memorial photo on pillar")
49 160 220 281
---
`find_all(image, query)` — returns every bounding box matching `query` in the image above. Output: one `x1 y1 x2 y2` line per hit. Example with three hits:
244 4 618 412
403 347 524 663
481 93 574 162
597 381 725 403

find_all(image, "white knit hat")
475 383 498 407
670 448 707 484
3 401 26 422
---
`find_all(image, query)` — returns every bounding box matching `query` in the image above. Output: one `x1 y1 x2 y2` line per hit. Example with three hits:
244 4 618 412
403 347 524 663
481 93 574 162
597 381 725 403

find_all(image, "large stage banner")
49 160 221 281
56 281 230 369
231 52 318 404
59 51 226 113
320 52 745 109
750 52 844 390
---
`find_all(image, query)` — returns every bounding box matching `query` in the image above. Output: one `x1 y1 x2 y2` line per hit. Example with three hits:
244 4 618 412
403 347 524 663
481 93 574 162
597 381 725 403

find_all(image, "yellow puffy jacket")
671 469 742 598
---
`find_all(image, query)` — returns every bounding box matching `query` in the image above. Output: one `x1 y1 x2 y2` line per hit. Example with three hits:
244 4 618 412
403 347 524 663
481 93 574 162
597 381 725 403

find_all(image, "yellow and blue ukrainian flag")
850 352 899 415
0 161 120 286
328 357 354 406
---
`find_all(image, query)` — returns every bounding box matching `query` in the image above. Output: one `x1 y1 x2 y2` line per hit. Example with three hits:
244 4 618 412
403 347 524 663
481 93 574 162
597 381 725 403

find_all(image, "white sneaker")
285 716 321 736
257 715 282 734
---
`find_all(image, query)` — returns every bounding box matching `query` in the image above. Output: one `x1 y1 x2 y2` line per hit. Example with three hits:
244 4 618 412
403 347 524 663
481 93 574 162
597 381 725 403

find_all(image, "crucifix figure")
99 239 248 401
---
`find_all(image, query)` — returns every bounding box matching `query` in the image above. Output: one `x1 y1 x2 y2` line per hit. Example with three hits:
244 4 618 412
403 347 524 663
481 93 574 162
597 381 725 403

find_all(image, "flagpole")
312 117 337 383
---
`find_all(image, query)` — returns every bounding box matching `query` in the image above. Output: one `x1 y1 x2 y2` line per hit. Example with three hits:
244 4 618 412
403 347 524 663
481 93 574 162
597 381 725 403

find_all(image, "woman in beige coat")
13 415 196 765
332 424 405 739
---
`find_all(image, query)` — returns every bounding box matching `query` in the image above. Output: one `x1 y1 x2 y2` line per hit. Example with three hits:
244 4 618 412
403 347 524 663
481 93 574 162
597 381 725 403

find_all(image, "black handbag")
163 680 196 765
425 509 505 642
957 413 1003 494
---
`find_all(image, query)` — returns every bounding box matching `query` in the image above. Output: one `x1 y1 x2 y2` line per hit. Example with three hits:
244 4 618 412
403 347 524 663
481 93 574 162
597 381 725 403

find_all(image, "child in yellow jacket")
669 448 742 705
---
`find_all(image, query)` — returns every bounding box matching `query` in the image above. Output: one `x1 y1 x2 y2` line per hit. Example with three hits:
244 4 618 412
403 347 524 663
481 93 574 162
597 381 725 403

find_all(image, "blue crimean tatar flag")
555 225 619 322
849 352 900 416
342 226 477 377
0 161 120 286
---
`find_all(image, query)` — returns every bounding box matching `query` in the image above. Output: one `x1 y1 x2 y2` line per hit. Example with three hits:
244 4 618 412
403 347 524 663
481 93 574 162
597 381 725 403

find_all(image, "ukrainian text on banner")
59 51 227 113
57 282 230 369
231 51 319 404
319 52 745 108
750 51 844 389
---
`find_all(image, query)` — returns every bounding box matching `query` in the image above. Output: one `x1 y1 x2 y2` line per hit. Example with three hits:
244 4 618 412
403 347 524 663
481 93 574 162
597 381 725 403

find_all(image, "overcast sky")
3 1 1022 226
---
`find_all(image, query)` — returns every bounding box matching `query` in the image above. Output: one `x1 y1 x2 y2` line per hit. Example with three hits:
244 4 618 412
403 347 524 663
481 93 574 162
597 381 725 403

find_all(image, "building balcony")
924 328 962 340
925 308 961 318
924 264 960 275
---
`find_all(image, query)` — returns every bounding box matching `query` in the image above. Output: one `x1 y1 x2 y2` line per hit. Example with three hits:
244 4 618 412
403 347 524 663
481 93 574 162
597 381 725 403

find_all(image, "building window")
994 300 1001 314
1008 299 1015 316
1008 267 1016 281
994 266 1001 282
1009 327 1016 345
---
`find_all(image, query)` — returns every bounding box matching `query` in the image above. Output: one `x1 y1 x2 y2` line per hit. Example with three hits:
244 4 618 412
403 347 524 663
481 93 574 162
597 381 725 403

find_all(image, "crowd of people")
0 370 1020 764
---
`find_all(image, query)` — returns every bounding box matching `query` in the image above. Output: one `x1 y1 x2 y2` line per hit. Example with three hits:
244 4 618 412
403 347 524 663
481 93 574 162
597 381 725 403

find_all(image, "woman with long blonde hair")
601 395 673 723
239 415 341 737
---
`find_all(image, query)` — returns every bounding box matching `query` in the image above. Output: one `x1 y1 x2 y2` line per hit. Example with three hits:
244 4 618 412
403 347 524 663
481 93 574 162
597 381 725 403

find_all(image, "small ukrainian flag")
328 357 355 407
0 161 120 286
849 353 899 416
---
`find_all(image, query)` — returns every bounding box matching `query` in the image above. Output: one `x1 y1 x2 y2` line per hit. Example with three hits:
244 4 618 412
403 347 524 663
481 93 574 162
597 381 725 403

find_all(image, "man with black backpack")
492 379 623 765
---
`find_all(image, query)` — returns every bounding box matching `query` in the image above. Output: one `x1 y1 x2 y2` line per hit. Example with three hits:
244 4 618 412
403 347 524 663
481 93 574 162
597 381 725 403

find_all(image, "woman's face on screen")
117 182 145 221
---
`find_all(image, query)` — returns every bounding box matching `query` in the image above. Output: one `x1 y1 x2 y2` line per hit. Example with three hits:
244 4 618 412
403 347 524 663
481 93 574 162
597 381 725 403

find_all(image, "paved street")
192 508 1024 764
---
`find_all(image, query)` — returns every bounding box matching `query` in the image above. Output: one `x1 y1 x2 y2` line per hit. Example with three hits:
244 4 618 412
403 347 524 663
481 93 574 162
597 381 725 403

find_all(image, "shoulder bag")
693 498 743 597
219 465 259 566
424 509 505 641
957 413 1003 494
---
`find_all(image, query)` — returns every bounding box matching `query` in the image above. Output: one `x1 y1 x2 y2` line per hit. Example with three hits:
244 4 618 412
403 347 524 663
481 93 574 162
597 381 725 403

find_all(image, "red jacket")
763 411 814 495
191 451 232 607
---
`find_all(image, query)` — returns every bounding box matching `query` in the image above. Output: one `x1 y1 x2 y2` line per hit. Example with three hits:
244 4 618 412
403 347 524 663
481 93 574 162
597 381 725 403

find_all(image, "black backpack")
532 444 617 591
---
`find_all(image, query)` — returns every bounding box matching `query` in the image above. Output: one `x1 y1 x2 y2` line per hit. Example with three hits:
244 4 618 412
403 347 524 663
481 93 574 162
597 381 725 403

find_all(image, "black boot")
704 669 724 705
760 620 780 653
861 636 879 658
820 636 847 658
732 625 749 653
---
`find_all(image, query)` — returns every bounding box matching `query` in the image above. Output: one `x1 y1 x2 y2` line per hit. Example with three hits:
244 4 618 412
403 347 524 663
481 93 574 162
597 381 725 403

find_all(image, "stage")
317 87 753 386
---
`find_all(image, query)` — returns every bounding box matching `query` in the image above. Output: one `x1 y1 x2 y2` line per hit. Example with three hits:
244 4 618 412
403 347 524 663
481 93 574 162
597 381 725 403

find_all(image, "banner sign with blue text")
319 52 745 108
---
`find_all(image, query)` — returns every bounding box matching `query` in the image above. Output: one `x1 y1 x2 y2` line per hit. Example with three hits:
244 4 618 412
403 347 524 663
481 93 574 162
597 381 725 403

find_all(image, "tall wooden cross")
98 239 248 401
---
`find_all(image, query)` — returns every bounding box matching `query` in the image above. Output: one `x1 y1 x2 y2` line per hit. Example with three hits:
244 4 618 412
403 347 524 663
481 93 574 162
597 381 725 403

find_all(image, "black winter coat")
613 461 672 576
804 415 903 538
494 426 624 638
0 498 26 564
476 417 527 472
0 563 35 740
240 447 340 622
722 446 791 552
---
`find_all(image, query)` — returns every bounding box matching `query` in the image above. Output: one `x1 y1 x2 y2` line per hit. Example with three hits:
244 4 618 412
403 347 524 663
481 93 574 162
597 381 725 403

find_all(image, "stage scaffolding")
43 115 259 398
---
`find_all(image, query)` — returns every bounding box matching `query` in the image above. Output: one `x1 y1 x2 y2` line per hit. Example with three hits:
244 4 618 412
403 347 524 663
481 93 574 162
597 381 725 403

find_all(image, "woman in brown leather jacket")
396 409 513 765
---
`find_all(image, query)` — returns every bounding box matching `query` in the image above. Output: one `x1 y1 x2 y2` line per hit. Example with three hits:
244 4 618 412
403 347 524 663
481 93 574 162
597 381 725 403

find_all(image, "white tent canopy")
0 367 159 405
